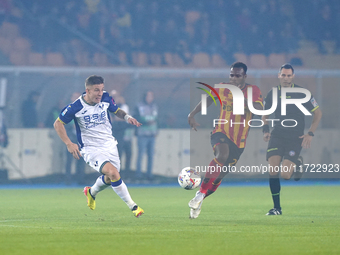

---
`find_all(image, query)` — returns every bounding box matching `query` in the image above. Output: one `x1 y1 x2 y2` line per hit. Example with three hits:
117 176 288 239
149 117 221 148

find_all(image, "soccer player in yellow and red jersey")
187 62 263 218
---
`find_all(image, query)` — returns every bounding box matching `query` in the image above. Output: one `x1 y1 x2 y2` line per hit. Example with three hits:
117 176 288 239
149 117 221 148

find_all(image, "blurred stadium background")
0 0 339 184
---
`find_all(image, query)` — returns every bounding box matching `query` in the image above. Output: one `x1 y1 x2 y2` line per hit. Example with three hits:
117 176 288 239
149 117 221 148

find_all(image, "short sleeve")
58 100 83 124
252 85 263 106
102 92 119 113
303 95 319 113
264 89 273 111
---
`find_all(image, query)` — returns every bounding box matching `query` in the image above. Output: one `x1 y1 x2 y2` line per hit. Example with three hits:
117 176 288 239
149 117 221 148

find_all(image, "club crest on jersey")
289 150 295 156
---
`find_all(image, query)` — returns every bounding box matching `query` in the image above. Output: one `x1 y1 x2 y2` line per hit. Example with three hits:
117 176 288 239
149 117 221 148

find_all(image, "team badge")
289 150 295 157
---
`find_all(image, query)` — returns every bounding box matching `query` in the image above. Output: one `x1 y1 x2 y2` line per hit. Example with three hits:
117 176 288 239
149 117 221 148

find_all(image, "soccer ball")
178 167 201 190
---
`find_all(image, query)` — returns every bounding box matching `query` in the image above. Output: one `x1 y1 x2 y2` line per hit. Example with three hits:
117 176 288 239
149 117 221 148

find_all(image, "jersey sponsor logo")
83 111 107 129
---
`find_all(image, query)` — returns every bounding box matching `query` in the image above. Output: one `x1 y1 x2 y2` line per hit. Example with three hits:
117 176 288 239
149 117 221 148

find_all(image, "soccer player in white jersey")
54 75 144 217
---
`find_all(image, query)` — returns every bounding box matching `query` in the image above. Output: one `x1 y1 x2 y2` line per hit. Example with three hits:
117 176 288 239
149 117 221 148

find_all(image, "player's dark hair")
279 63 294 74
230 62 247 74
85 75 104 87
143 90 154 103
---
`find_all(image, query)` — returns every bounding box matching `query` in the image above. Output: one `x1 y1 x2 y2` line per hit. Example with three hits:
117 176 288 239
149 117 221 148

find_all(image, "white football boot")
188 191 205 209
189 200 203 219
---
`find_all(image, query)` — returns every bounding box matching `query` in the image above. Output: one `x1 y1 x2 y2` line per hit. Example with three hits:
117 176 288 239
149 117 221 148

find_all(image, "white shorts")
81 145 120 173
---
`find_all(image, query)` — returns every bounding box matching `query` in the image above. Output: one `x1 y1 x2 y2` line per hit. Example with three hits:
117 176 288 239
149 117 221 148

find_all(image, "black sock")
269 176 281 210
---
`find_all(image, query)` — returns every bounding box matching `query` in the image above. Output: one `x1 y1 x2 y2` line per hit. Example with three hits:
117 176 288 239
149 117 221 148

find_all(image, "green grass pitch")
1 185 339 255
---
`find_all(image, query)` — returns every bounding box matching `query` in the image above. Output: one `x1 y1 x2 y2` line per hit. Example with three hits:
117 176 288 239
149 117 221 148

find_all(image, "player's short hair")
85 75 104 88
230 62 247 74
279 63 294 74
143 90 154 103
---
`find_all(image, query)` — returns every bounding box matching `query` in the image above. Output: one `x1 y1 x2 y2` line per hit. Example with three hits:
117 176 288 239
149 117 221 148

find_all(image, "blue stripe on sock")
111 178 122 187
101 175 110 185
88 189 95 199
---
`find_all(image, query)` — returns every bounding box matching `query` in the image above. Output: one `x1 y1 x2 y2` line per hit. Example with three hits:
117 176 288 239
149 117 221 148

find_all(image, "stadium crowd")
0 0 339 66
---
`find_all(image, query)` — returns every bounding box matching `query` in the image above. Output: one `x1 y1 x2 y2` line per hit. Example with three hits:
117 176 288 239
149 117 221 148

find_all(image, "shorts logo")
289 150 296 157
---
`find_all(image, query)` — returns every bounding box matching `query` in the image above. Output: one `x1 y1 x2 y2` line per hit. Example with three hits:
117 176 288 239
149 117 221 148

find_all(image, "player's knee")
281 172 292 180
107 171 120 181
102 163 120 181
216 154 229 164
269 171 279 177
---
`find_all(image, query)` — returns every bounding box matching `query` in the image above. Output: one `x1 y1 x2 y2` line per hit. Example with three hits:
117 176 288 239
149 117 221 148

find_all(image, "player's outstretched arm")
188 96 214 131
53 119 82 159
300 108 322 149
115 109 142 127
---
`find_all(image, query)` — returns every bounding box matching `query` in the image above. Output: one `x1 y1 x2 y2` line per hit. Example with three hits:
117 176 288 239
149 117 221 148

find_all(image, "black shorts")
210 132 244 166
266 135 302 164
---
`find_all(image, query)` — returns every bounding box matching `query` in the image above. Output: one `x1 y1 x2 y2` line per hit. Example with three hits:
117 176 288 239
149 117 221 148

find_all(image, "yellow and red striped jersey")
212 84 263 148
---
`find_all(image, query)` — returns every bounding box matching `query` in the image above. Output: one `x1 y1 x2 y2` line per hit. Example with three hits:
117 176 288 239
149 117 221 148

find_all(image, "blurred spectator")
84 0 101 14
21 91 40 128
0 0 12 24
0 111 8 148
110 90 133 174
315 4 336 53
280 21 298 54
4 0 340 66
162 19 180 53
44 99 64 128
135 91 158 180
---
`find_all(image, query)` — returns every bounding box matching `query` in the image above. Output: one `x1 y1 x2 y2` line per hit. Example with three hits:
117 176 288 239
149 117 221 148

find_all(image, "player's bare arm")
188 96 214 131
53 118 81 160
300 108 322 149
262 115 271 142
252 102 263 111
115 108 142 127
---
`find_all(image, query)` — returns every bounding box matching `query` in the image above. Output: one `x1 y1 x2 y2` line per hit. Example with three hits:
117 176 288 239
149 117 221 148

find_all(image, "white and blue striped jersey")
58 92 119 148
